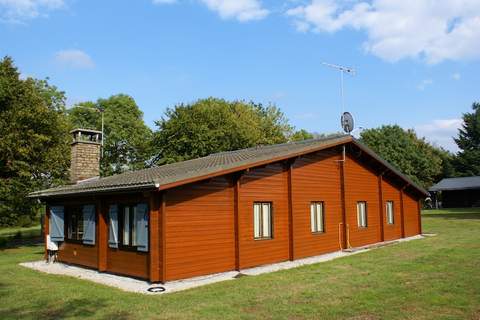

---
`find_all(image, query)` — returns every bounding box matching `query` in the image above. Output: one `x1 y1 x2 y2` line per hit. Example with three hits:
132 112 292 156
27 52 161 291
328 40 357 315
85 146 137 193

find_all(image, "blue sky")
1 0 479 152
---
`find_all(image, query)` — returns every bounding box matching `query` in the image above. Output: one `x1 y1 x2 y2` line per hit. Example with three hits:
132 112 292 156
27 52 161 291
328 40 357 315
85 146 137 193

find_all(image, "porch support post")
149 191 161 283
44 205 50 261
400 186 407 238
160 192 167 283
97 199 108 272
287 160 295 261
339 147 348 250
378 174 385 242
233 174 241 270
417 200 423 235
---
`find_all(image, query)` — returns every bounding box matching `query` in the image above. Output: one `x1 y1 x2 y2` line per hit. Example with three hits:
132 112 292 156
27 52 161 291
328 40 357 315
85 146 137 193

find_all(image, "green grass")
1 208 479 320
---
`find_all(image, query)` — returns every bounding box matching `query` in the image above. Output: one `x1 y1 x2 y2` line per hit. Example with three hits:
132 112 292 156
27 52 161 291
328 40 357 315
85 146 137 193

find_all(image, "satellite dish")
341 112 354 134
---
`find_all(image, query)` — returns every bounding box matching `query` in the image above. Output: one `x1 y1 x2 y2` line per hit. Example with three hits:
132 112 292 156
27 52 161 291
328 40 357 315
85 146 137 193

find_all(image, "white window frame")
386 201 394 225
253 202 272 240
310 202 325 233
357 201 368 228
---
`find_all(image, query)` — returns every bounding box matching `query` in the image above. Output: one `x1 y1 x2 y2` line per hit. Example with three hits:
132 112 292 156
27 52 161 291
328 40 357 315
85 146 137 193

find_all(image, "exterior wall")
165 177 235 281
381 178 402 241
291 150 343 259
70 141 101 183
403 192 421 237
58 241 98 269
344 155 382 247
238 163 289 269
106 249 148 279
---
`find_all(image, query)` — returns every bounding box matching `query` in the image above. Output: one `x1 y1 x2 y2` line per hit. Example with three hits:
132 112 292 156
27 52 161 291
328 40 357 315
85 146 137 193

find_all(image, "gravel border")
20 234 426 295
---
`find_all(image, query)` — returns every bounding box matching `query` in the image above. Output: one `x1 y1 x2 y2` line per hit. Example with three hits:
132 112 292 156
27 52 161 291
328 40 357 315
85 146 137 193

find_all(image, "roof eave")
28 182 158 199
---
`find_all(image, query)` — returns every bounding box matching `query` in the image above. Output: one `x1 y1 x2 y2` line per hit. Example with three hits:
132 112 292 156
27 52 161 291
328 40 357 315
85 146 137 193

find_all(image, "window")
120 205 138 247
357 201 367 228
66 206 84 241
253 202 272 239
386 201 394 224
117 203 149 251
310 202 325 233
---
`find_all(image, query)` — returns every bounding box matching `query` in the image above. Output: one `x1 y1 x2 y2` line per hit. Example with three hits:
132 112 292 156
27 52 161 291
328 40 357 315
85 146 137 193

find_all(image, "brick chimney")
70 128 102 184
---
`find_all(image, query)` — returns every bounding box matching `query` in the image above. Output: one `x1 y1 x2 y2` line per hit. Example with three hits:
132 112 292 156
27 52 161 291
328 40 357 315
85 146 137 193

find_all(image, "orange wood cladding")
403 192 421 237
344 154 382 247
165 176 235 281
291 150 343 259
106 248 148 279
58 241 98 269
381 178 403 241
238 163 289 269
47 143 424 282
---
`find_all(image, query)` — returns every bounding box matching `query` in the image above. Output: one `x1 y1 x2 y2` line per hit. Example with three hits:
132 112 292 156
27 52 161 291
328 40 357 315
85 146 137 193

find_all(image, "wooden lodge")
30 130 427 283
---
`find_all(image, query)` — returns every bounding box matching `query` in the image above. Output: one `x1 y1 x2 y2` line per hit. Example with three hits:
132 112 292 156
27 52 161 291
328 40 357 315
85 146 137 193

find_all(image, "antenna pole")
340 70 344 114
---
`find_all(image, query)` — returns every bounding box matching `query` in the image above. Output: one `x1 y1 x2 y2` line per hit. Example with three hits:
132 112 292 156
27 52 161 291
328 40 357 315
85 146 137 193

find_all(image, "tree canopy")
453 102 480 176
152 98 295 164
68 94 153 176
360 125 451 189
0 57 70 226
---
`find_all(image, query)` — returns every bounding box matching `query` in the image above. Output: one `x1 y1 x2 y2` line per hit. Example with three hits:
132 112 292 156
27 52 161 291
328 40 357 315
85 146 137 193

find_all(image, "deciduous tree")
152 98 294 164
0 57 70 226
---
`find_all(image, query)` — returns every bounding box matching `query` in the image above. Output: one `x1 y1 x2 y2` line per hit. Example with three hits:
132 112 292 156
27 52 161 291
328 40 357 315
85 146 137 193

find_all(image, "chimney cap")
70 128 103 135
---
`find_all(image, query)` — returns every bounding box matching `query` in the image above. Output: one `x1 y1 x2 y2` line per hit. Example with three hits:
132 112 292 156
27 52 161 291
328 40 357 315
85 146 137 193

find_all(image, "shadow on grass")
423 213 480 220
0 237 43 250
0 294 133 320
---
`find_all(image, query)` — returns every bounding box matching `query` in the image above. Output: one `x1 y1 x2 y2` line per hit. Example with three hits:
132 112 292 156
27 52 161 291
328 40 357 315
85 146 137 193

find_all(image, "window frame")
118 204 141 251
253 202 273 240
386 201 395 225
310 201 325 234
65 205 85 243
357 201 368 228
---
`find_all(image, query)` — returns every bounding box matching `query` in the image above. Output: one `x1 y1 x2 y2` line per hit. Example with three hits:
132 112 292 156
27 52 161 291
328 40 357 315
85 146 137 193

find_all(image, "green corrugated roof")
29 134 428 198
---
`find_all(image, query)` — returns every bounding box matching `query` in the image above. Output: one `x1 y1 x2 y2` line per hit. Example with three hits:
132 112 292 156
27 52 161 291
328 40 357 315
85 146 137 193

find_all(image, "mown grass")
1 208 479 320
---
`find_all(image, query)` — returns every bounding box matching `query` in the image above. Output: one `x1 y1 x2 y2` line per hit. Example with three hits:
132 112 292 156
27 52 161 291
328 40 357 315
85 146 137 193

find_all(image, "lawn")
1 208 479 320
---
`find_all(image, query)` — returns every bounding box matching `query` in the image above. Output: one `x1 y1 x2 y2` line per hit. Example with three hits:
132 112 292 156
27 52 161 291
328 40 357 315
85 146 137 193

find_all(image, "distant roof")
29 134 428 198
429 176 480 192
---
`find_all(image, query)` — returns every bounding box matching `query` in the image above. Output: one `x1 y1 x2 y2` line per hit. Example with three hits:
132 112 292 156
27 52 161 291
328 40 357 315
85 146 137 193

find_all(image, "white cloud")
286 0 480 64
415 118 462 152
0 0 64 23
452 72 461 80
417 79 433 91
199 0 269 21
54 49 94 69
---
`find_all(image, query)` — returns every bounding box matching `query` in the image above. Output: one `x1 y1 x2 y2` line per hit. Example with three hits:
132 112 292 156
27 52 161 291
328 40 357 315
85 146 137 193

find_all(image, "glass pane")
310 203 316 232
253 204 260 238
132 206 138 246
317 203 323 232
262 203 271 238
123 207 130 245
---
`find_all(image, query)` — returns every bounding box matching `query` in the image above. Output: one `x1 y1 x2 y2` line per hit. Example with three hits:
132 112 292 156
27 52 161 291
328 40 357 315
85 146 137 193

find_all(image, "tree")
453 102 480 176
152 98 294 164
360 125 450 189
68 94 153 176
290 129 314 141
0 57 70 226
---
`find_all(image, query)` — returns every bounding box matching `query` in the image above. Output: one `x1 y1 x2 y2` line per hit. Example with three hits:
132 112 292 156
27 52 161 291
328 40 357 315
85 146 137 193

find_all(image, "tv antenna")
322 62 356 113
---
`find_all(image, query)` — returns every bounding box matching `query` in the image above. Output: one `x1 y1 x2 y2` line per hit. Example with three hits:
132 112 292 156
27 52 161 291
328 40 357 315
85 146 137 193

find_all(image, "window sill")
311 231 326 235
65 239 95 246
254 237 273 241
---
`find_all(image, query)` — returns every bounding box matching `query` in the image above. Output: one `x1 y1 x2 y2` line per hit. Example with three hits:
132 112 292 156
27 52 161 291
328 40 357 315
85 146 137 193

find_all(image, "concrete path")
20 234 426 295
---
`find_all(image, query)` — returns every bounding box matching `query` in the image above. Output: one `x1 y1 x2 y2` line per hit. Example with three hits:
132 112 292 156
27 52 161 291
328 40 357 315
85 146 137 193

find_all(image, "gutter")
28 182 159 199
